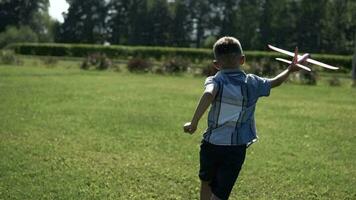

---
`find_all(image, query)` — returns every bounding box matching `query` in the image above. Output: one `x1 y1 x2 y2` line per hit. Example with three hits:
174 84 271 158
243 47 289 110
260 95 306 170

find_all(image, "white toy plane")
268 45 339 71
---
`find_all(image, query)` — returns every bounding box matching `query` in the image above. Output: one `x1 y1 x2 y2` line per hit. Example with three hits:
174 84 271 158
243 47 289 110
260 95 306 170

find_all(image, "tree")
30 11 56 42
321 0 349 54
236 0 263 50
190 0 212 48
169 0 192 47
212 0 239 37
346 0 356 54
353 35 356 86
145 0 173 46
0 0 53 43
107 0 131 45
57 0 108 43
126 0 149 45
0 26 38 48
296 0 328 53
0 0 49 32
47 0 356 54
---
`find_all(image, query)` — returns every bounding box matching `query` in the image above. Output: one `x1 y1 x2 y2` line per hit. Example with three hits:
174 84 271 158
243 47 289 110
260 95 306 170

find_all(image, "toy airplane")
268 45 339 71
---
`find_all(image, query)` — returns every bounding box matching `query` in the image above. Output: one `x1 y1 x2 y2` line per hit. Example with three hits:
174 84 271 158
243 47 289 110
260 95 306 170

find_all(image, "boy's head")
213 36 245 69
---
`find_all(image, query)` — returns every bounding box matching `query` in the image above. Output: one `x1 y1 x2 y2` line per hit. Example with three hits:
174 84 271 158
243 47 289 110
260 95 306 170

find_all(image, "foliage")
0 66 355 199
328 77 341 87
0 50 22 65
200 63 218 77
298 71 318 85
202 36 217 49
0 0 355 54
49 0 356 54
11 43 354 71
0 0 49 32
56 0 108 44
41 57 58 67
0 26 38 48
162 57 189 74
127 57 152 72
0 0 54 43
81 53 113 70
244 60 280 77
353 43 356 80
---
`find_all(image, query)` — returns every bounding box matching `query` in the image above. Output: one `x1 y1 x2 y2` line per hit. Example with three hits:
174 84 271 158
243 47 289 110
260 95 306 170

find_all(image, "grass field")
0 63 355 199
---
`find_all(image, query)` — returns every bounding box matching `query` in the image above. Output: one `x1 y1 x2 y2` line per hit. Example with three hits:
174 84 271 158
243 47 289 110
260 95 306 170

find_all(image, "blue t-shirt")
203 68 271 146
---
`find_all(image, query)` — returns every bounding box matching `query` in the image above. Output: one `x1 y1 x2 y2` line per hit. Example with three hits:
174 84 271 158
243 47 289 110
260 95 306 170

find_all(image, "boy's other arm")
183 90 217 134
269 47 309 88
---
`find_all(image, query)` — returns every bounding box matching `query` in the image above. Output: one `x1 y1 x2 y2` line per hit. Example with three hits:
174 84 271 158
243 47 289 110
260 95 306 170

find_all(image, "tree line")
1 0 355 55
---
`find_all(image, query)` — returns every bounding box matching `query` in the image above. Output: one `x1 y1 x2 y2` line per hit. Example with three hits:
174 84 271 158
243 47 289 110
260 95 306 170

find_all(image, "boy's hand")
288 47 309 73
183 122 197 134
270 47 310 88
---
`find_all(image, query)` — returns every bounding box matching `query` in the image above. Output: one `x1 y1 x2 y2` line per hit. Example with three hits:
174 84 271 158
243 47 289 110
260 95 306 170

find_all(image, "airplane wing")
305 59 339 70
276 58 311 71
268 45 339 70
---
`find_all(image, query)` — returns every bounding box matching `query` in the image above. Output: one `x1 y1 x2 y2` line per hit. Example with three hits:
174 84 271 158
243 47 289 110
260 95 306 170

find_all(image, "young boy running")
183 37 308 200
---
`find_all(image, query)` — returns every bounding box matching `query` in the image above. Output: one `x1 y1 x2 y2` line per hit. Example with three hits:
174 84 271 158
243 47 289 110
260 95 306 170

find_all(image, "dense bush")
0 50 22 65
0 26 38 48
243 60 280 77
162 57 189 74
41 57 58 67
201 63 218 77
127 57 152 73
81 53 113 70
328 77 341 87
10 43 353 71
298 70 318 85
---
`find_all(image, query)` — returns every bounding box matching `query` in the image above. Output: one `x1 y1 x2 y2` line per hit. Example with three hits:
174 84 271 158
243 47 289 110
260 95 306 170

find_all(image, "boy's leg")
199 141 218 200
210 145 246 200
200 181 212 200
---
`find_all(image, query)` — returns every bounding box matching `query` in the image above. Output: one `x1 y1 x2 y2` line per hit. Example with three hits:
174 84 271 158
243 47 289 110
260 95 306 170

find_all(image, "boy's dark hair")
213 37 243 59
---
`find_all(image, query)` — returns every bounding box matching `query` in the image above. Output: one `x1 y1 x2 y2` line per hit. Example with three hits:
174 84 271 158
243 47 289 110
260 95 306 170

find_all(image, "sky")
48 0 69 23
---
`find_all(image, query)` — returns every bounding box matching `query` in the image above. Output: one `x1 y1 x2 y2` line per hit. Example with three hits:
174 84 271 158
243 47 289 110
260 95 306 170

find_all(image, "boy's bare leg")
201 181 212 200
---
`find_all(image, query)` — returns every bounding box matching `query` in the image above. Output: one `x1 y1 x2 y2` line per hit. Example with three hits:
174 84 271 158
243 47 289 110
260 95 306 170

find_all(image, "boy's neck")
221 65 241 70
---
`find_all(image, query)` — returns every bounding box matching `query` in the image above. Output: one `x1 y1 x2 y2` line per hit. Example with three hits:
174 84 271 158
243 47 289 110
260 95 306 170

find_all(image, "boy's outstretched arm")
183 91 216 134
270 47 309 88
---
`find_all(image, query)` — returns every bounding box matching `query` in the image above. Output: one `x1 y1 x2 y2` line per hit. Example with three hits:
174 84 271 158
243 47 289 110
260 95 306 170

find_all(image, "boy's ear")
240 55 245 65
213 60 221 70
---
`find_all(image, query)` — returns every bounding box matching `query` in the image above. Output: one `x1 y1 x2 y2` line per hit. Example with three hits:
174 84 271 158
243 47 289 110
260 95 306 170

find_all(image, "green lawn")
0 64 355 200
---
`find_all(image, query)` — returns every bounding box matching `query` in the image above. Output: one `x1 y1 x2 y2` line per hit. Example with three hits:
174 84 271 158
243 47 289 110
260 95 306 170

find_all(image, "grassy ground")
0 63 355 200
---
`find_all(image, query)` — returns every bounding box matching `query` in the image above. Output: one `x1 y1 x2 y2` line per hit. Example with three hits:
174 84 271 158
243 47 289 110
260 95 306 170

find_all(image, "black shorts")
199 140 246 200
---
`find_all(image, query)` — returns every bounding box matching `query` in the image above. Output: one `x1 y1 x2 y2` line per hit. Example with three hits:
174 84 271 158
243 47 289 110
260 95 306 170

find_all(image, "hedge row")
9 43 353 70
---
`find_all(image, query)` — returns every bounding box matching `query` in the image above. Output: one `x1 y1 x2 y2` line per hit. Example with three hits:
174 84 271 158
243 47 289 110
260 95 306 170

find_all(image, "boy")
183 37 309 200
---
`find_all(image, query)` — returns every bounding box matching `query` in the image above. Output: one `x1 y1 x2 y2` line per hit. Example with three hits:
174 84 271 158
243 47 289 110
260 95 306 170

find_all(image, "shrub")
244 62 264 76
298 70 318 85
0 26 38 48
162 57 189 74
97 54 112 70
80 53 113 70
203 36 217 48
201 63 218 77
80 59 90 70
0 50 22 65
10 43 353 71
41 57 58 66
127 57 151 72
152 67 165 75
328 77 341 87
